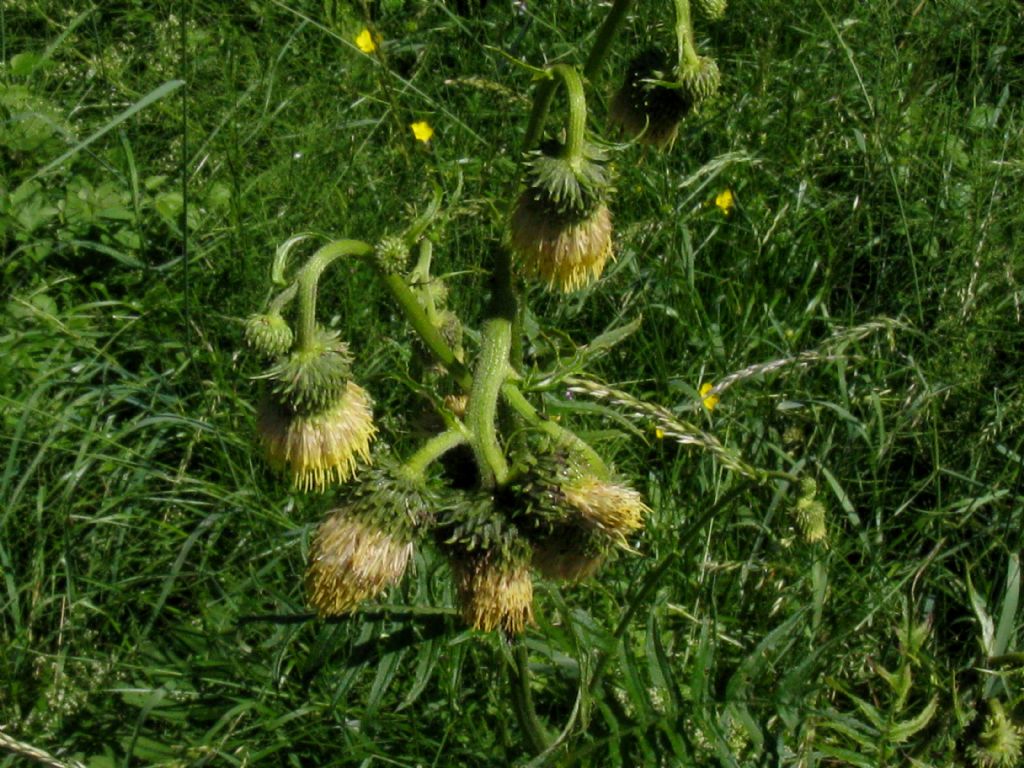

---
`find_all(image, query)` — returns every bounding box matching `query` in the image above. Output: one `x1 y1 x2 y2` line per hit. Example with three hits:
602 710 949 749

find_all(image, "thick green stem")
466 317 512 487
674 0 700 70
500 382 609 480
583 0 636 81
509 639 552 754
522 65 588 160
295 239 374 351
402 427 468 480
551 64 588 160
382 272 473 391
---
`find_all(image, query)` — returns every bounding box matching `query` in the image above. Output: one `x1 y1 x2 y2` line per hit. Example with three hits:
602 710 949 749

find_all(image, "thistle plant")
242 0 735 753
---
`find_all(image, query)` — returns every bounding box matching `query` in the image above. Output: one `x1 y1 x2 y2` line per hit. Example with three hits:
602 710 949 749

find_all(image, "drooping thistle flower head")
305 464 433 616
257 328 376 491
245 312 294 358
510 139 614 292
439 494 535 634
968 700 1024 768
513 447 648 576
561 475 648 545
611 49 692 149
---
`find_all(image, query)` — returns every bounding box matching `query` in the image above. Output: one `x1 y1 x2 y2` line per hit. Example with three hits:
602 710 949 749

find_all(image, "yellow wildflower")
714 188 734 215
654 426 665 440
355 28 377 54
700 382 719 411
410 121 434 143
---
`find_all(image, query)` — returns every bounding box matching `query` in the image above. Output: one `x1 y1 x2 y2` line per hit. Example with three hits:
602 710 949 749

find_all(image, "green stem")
674 0 700 71
402 427 468 479
522 0 636 152
551 64 588 160
296 239 374 351
268 282 297 316
582 0 636 81
500 381 609 480
382 272 473 391
509 639 552 754
466 317 512 487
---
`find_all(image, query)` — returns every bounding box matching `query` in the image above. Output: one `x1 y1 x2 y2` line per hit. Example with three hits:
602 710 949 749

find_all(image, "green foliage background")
2 0 1022 765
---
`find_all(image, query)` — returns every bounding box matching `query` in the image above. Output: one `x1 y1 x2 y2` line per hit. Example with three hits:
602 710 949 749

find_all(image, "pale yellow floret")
306 512 413 616
511 198 613 292
258 381 376 491
454 556 534 634
562 477 648 538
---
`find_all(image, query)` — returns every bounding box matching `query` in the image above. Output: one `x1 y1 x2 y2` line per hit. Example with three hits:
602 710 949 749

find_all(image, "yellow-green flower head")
531 523 608 582
305 517 408 616
510 141 614 292
694 0 727 21
266 328 353 415
679 56 721 105
969 700 1024 768
563 476 648 542
258 380 376 491
511 197 613 292
453 547 534 634
244 312 293 358
610 49 692 149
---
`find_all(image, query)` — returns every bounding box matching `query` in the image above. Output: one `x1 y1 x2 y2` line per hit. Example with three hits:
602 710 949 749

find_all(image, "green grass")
2 1 1023 766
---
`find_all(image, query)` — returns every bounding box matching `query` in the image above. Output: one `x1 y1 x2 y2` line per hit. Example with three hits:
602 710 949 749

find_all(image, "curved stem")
674 0 700 71
402 427 469 480
466 317 512 487
522 64 587 159
382 272 473 391
296 239 374 351
550 64 588 160
500 381 609 481
509 639 552 754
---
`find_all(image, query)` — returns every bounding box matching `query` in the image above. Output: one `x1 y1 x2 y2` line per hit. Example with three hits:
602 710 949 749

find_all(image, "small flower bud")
245 313 293 357
375 235 409 274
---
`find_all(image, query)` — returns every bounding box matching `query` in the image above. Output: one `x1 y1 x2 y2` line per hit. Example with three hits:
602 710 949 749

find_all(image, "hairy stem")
674 0 700 71
296 239 374 351
466 317 512 487
403 427 469 480
382 272 473 391
583 0 636 81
